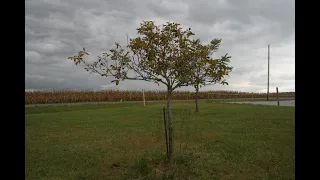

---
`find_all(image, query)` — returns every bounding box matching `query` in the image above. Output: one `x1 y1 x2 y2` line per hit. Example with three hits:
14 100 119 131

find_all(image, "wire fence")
152 108 198 158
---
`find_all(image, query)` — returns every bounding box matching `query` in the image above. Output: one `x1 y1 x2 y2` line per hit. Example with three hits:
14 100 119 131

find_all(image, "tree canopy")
189 38 233 89
68 21 196 92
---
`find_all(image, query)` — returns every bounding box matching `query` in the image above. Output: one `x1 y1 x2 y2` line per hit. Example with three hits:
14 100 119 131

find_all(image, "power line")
243 54 294 58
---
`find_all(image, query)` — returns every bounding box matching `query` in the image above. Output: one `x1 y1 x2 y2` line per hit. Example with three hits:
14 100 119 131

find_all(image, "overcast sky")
25 0 295 92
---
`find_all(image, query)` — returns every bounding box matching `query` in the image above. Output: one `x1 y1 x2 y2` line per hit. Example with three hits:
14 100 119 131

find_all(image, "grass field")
25 100 295 180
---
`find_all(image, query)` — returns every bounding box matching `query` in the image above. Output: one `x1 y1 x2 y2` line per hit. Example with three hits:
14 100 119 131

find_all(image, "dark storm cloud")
25 0 295 92
186 0 294 48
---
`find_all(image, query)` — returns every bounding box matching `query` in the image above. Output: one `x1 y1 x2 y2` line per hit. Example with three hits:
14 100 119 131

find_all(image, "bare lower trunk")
195 86 199 112
166 89 173 160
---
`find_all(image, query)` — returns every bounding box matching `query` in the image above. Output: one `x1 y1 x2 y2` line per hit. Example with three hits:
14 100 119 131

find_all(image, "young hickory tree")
188 39 233 112
68 21 197 160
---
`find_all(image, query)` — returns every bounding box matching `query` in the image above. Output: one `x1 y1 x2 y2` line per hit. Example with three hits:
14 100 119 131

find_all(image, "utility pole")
126 33 129 45
142 89 146 106
267 44 270 101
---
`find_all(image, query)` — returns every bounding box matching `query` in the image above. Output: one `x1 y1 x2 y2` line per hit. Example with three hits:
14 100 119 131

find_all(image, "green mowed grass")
25 101 295 180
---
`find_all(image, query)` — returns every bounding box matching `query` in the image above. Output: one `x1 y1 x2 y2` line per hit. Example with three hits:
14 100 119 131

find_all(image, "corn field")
25 90 295 104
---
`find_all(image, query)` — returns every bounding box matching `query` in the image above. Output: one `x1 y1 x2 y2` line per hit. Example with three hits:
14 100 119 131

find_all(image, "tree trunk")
195 86 199 112
166 89 173 160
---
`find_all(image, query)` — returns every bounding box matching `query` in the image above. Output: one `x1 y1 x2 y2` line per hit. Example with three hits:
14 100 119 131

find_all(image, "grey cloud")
25 2 74 21
25 62 108 90
25 0 295 92
186 0 294 47
232 65 264 76
249 73 294 87
249 74 268 85
25 51 41 64
277 74 295 81
25 74 92 90
147 0 188 18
